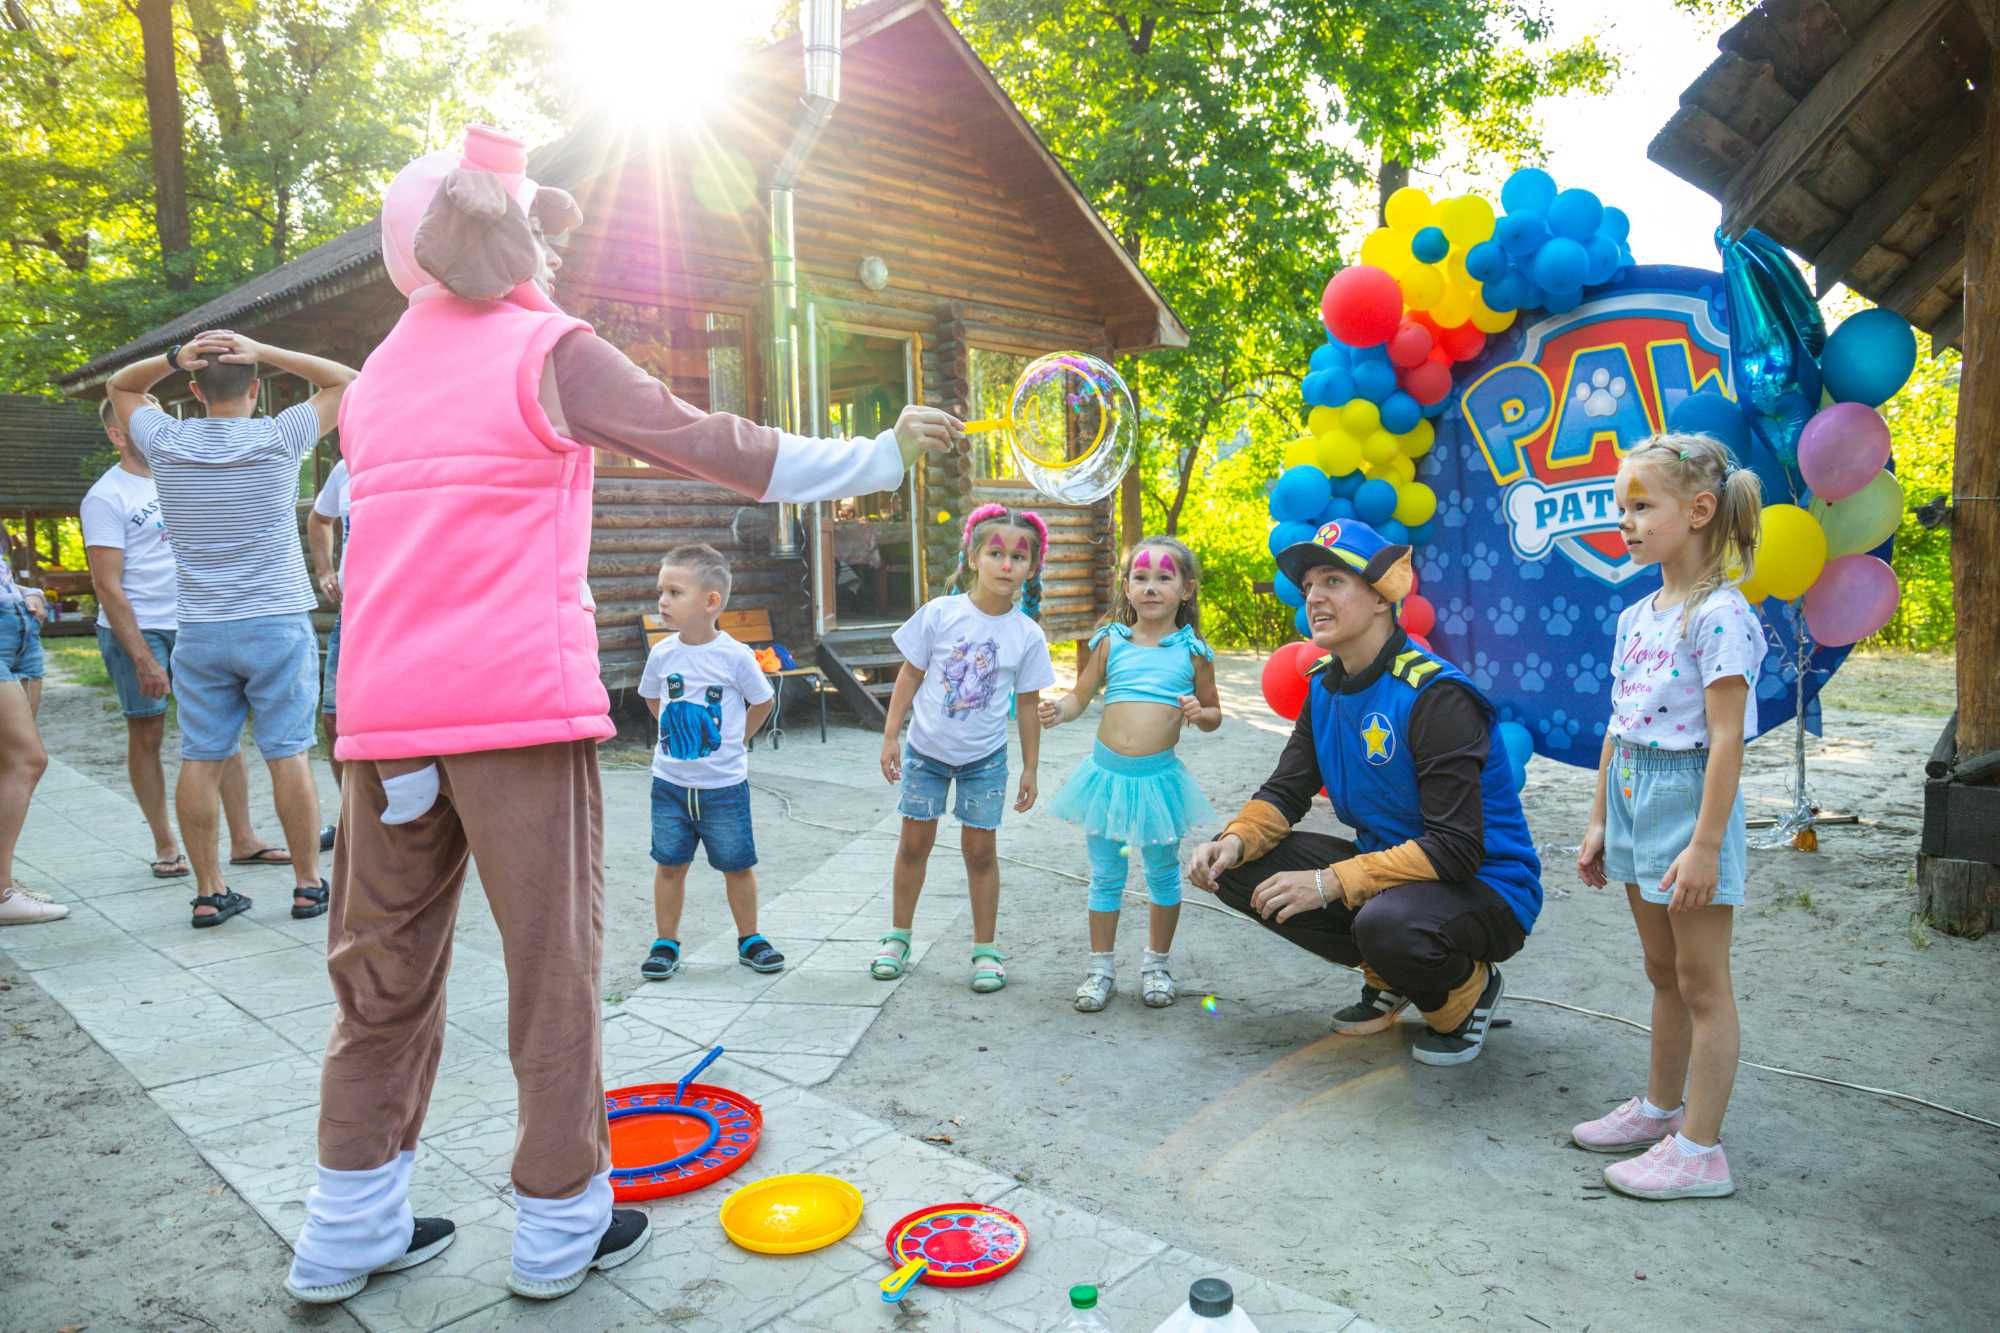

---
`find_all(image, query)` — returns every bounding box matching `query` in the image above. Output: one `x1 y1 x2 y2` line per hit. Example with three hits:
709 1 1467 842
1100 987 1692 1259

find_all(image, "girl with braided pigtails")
871 504 1056 992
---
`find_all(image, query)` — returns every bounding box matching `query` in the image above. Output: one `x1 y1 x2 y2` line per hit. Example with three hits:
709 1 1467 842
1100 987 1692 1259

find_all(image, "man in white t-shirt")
84 396 287 879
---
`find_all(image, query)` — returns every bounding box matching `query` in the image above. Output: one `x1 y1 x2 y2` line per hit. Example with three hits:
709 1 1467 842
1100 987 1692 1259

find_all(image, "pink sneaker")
1603 1135 1734 1199
1571 1097 1685 1152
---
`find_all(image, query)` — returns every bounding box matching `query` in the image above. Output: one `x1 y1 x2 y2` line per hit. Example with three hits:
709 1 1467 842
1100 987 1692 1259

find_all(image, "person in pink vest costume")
285 125 965 1305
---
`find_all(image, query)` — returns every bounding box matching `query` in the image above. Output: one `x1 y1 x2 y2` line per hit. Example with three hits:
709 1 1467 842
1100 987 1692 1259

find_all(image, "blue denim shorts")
97 625 176 719
320 614 341 714
651 778 757 872
170 613 319 762
898 743 1008 830
1605 741 1747 906
0 603 44 683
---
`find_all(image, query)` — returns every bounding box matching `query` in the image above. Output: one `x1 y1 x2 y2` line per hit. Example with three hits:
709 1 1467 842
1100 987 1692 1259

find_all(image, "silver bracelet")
1313 869 1329 909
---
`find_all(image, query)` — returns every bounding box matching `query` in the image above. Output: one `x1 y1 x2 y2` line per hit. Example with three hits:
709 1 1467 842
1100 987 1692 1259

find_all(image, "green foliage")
1872 330 1958 651
948 0 1612 646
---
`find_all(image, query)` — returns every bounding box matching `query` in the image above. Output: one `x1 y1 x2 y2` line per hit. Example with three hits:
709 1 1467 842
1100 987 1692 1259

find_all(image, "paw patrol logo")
1314 520 1343 548
1359 711 1396 765
1455 291 1730 586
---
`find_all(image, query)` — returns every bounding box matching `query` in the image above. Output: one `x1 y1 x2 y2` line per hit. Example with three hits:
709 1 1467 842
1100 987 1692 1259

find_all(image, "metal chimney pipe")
766 0 843 558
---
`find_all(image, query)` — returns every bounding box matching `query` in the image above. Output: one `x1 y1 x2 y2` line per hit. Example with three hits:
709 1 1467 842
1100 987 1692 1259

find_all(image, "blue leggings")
1085 835 1184 913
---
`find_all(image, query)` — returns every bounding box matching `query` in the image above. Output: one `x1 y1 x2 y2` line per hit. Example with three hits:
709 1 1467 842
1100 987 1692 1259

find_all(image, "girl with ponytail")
1574 432 1765 1200
870 503 1057 993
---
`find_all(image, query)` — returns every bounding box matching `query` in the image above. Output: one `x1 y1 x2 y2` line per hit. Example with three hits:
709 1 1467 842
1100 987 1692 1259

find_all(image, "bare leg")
126 714 178 861
1148 901 1180 953
177 758 228 911
962 825 999 944
1670 905 1739 1145
220 750 274 861
0 680 49 889
265 752 324 908
891 818 937 930
1088 909 1118 952
652 862 688 940
1626 887 1691 1111
723 868 759 938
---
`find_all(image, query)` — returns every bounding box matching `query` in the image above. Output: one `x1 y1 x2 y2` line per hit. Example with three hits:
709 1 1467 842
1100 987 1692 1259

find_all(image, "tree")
136 0 190 288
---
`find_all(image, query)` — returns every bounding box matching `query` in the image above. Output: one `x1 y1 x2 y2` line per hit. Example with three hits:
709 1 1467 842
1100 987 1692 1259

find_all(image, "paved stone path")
7 751 1379 1332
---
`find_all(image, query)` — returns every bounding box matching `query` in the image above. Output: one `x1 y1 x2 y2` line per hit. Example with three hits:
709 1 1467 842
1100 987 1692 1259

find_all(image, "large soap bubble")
993 352 1137 505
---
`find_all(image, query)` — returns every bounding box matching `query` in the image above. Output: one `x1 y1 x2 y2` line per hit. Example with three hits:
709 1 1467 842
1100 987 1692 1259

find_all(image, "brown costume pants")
317 741 611 1201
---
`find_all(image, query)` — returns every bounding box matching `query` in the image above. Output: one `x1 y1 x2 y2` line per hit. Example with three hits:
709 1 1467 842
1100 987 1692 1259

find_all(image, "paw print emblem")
1565 653 1604 695
1440 597 1473 636
1469 650 1499 690
1514 652 1550 693
1537 708 1585 744
1540 596 1577 636
1485 596 1523 636
1575 367 1628 419
1466 541 1498 583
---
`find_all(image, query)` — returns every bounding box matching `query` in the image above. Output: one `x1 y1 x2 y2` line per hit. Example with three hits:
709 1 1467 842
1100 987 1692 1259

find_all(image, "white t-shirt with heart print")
1609 587 1762 749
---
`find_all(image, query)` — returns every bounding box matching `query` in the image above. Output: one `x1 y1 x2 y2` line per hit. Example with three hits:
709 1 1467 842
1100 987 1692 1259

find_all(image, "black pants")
1214 831 1525 1013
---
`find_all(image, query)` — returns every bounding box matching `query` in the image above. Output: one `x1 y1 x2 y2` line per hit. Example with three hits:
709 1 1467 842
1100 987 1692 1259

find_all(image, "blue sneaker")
640 938 680 981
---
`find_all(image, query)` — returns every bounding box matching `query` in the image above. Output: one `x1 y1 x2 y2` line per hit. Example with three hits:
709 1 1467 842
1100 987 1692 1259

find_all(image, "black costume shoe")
507 1208 651 1300
1411 965 1504 1066
286 1216 457 1304
1331 983 1410 1035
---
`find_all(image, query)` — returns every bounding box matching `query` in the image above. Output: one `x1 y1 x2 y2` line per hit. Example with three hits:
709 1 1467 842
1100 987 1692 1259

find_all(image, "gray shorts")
1605 741 1746 906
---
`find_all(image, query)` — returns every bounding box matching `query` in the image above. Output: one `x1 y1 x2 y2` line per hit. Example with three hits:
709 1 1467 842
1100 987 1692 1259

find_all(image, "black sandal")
291 878 330 920
191 889 252 928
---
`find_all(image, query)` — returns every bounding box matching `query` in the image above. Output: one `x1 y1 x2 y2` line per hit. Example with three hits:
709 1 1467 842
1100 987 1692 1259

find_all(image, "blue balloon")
1355 478 1398 526
1295 604 1313 638
1465 240 1508 283
1377 519 1411 544
1532 237 1588 291
1666 389 1752 457
1406 520 1436 544
1350 341 1391 367
1269 465 1332 524
1500 167 1557 215
1315 495 1357 525
1329 470 1364 498
1353 358 1398 404
1496 212 1549 258
1547 188 1603 241
1379 390 1421 434
1821 307 1917 407
1267 519 1316 559
1274 570 1305 608
1301 370 1335 407
1483 271 1530 312
1308 342 1350 373
1600 205 1631 243
1411 226 1450 264
1420 396 1450 419
1720 228 1826 467
1496 719 1535 771
1584 234 1621 285
1541 285 1583 315
1320 365 1355 406
1508 756 1530 792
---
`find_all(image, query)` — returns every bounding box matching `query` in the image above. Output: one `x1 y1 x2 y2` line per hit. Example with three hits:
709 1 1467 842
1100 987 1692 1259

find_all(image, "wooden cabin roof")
0 394 109 512
60 0 1183 391
1646 0 1994 349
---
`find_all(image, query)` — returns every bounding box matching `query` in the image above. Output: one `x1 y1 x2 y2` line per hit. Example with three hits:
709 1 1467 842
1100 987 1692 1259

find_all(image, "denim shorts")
320 614 341 714
0 603 44 683
898 743 1008 830
1605 741 1747 906
651 778 757 872
170 613 319 762
97 625 176 719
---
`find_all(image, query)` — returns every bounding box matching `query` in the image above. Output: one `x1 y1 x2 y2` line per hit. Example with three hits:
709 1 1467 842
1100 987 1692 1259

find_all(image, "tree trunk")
1377 156 1409 227
186 0 242 139
1917 36 2000 935
136 0 191 290
273 183 290 264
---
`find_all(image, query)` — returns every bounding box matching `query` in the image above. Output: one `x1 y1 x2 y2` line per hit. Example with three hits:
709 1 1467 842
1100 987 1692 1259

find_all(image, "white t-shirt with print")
80 464 178 631
1609 586 1762 749
637 631 774 788
312 460 351 578
893 594 1056 766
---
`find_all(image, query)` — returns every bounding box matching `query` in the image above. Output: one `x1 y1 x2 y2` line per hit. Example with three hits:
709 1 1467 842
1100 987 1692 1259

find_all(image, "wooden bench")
641 609 828 748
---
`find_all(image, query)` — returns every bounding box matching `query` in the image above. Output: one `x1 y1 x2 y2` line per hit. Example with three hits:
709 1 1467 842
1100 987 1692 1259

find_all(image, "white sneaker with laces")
0 885 68 926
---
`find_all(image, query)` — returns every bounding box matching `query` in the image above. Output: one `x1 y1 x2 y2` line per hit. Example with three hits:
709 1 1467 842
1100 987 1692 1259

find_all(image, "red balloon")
1427 345 1453 366
1401 593 1436 638
1260 641 1315 720
1409 311 1443 337
1322 265 1404 347
1408 631 1433 653
1403 359 1453 405
1387 320 1434 369
1439 323 1486 362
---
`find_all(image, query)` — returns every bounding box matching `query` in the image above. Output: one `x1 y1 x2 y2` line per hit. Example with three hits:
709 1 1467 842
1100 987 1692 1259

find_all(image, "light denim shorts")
320 614 341 715
1605 741 1746 906
97 625 176 718
170 613 319 762
0 602 44 682
898 743 1008 830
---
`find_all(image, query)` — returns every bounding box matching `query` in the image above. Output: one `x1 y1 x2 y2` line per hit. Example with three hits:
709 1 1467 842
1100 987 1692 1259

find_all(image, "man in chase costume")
286 126 964 1304
1187 520 1541 1066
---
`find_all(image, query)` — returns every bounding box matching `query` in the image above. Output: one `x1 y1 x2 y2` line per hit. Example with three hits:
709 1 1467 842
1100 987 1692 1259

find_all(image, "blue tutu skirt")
1049 741 1215 848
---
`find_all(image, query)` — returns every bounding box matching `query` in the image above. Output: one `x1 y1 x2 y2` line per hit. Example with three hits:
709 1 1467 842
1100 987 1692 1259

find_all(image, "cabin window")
569 300 750 470
967 347 1031 483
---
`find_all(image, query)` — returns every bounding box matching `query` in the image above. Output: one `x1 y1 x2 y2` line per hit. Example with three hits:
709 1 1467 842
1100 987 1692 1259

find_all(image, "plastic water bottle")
1058 1283 1114 1330
1151 1277 1260 1332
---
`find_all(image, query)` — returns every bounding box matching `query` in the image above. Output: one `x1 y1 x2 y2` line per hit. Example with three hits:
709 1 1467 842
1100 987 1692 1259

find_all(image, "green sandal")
871 929 912 980
970 944 1007 993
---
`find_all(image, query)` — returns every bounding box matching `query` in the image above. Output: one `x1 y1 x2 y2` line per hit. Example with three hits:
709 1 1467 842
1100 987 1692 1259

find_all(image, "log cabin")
56 0 1186 727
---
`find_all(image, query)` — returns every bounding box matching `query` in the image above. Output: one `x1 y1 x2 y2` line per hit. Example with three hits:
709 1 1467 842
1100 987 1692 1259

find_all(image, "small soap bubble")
1200 995 1219 1014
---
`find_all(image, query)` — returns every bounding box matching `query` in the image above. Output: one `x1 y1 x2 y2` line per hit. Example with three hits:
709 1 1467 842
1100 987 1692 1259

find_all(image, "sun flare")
556 0 780 128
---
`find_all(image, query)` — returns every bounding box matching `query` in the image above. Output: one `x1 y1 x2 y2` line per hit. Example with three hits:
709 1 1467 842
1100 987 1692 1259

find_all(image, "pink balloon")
1803 554 1899 646
1797 402 1891 502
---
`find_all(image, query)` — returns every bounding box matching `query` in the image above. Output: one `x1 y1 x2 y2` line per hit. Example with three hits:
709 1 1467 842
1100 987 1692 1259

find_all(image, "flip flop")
229 846 292 866
151 854 190 879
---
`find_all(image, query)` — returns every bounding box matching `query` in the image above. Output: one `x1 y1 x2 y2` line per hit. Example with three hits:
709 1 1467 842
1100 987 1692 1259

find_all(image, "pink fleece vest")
333 295 610 760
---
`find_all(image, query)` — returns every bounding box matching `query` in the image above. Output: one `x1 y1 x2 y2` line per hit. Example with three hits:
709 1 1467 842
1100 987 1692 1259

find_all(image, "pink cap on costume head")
380 125 552 309
462 124 528 177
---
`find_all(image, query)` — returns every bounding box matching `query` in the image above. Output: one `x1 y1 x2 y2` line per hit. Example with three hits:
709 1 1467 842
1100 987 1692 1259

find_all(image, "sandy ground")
10 642 1997 1332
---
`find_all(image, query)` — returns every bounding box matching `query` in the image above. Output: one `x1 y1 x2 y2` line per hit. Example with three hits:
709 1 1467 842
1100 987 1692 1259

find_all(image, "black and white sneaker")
1411 965 1504 1067
1330 983 1411 1035
286 1216 457 1304
508 1208 651 1300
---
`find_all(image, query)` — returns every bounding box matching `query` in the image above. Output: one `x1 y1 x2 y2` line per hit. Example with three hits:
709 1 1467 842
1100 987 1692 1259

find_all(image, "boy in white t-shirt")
635 545 779 982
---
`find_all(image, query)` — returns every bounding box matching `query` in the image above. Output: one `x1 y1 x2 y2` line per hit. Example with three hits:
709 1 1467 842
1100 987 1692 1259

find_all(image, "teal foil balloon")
1718 228 1824 482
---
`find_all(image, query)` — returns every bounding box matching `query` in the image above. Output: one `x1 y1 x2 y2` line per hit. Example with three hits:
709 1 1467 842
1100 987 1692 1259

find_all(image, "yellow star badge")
1359 712 1395 763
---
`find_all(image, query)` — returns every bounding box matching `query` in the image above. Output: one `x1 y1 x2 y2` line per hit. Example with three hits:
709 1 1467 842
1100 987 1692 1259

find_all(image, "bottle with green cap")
1058 1283 1113 1331
1151 1277 1261 1331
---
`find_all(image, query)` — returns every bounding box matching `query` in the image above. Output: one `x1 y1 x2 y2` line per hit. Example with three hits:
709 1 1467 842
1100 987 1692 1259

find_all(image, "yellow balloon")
1318 431 1363 477
1307 405 1342 437
1398 419 1436 458
1394 481 1438 527
1735 562 1767 605
1432 287 1474 328
1401 263 1445 309
1811 469 1904 557
1384 186 1434 233
1755 503 1828 601
1470 301 1516 334
1437 194 1496 248
1360 228 1407 272
1389 455 1416 485
1282 433 1320 471
1340 399 1380 437
1362 429 1400 464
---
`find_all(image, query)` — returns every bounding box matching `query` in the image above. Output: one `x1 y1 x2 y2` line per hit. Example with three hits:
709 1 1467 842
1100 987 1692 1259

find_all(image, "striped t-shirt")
130 403 322 624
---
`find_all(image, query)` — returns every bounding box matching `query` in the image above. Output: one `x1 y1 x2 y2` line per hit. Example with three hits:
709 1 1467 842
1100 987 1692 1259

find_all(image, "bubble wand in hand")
960 352 1137 505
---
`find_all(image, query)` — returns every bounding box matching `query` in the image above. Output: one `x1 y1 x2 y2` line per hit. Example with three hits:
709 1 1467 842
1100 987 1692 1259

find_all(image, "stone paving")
7 751 1378 1332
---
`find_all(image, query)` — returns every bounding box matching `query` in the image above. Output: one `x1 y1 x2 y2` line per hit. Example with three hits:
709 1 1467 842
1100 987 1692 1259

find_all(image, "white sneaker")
0 885 68 926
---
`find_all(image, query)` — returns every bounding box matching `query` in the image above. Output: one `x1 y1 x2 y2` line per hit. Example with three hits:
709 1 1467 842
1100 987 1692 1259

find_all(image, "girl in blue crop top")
1041 537 1221 1012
